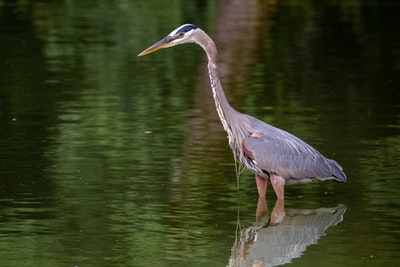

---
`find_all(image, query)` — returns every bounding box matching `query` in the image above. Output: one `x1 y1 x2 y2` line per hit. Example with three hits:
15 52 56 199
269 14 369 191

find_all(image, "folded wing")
242 130 346 183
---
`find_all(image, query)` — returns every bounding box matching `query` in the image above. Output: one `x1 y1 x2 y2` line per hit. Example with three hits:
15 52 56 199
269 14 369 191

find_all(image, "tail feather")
328 159 347 182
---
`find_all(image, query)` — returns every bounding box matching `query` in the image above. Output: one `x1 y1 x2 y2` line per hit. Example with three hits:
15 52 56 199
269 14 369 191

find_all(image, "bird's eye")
178 32 185 38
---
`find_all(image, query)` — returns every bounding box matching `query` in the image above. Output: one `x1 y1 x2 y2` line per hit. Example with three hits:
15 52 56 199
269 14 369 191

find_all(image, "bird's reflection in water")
228 199 347 267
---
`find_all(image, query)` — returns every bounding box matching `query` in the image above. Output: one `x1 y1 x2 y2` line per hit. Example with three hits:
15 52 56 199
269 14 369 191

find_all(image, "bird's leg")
270 173 285 200
255 175 268 197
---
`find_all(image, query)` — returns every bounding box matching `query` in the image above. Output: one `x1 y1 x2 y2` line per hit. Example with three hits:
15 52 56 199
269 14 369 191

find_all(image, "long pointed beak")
137 35 173 57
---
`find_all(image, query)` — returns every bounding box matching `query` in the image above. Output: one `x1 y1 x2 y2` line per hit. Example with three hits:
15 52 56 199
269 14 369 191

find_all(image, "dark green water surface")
1 1 399 266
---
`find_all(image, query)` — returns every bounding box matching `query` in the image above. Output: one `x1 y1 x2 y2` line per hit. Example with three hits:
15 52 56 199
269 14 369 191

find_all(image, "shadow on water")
228 200 347 267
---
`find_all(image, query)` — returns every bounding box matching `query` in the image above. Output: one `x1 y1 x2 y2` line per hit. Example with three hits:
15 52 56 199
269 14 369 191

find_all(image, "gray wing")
242 128 346 183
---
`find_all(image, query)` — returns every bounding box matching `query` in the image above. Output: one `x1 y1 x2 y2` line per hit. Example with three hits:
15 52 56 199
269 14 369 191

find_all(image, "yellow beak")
137 35 173 57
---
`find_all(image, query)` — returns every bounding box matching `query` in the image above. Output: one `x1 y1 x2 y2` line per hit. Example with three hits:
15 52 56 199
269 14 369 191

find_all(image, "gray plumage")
240 114 346 183
138 24 347 199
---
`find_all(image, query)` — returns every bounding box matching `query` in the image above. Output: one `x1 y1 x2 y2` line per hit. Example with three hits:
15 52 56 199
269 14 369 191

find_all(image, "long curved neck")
195 29 237 140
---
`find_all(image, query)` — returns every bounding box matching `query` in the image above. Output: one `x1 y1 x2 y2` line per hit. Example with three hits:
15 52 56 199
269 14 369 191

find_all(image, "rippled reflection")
228 201 347 267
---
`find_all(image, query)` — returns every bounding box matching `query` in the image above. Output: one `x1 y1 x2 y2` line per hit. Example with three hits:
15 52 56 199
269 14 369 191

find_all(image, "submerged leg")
256 197 268 221
255 175 268 197
271 199 285 225
270 174 285 200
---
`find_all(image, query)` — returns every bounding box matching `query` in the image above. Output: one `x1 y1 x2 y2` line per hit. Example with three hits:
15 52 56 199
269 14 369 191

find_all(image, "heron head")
138 24 198 56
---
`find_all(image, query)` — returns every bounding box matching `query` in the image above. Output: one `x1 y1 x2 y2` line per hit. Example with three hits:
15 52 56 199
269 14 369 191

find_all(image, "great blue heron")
138 24 347 200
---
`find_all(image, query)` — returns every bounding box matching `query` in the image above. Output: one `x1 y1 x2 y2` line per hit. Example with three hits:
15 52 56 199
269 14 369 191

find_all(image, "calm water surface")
1 1 399 266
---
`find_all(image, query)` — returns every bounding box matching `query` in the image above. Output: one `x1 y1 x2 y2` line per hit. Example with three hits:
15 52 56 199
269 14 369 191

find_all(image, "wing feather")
242 127 346 183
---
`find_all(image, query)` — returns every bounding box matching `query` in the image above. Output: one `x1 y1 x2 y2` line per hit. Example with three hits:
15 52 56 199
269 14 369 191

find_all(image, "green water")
1 1 399 266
